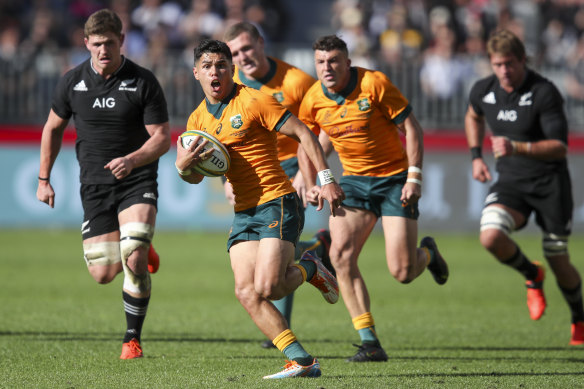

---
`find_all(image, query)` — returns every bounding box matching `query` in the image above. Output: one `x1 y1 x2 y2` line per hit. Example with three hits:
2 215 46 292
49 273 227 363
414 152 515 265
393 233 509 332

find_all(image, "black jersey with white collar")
468 69 568 180
51 56 169 184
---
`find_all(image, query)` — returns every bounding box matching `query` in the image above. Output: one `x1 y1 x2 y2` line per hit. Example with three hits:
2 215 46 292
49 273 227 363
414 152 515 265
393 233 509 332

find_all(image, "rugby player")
36 9 170 359
175 39 345 379
224 22 333 349
298 35 449 362
465 29 584 345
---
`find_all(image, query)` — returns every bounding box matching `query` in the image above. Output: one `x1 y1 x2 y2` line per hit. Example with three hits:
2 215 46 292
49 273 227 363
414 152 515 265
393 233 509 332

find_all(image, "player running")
36 9 170 359
175 39 345 378
224 22 333 348
298 35 449 362
465 29 584 345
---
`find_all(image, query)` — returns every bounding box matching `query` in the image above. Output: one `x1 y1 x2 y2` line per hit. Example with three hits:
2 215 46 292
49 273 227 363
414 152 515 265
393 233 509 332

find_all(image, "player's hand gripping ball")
179 130 230 177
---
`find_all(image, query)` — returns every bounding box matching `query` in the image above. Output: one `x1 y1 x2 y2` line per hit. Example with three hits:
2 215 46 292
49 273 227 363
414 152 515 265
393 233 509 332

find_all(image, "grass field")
2 228 584 388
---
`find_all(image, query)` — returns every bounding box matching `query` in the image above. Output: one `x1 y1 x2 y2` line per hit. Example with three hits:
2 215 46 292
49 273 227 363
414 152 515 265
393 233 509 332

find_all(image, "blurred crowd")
1 0 584 125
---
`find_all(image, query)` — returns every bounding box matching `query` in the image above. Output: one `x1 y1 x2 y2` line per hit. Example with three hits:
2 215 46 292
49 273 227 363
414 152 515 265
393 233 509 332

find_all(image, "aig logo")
496 109 517 122
92 97 115 109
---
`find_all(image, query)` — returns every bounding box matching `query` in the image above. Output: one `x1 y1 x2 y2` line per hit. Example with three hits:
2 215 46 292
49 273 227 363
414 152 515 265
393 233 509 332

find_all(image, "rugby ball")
179 130 230 177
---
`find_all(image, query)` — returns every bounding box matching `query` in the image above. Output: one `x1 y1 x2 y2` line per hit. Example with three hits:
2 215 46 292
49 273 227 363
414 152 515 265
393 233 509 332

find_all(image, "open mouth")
211 80 221 91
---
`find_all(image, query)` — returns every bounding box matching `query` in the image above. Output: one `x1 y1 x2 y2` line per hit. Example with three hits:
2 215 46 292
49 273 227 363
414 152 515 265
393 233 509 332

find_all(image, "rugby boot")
300 251 339 304
570 322 584 345
526 262 546 320
120 338 143 359
263 359 321 379
421 236 449 285
147 244 160 274
346 342 388 362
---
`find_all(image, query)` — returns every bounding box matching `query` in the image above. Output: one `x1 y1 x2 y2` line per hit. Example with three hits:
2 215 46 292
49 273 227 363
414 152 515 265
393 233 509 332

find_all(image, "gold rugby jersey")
299 67 412 177
234 57 316 162
186 84 295 212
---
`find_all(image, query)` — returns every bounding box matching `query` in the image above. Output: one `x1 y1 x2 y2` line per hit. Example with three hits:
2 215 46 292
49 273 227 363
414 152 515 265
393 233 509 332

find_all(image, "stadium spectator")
464 29 584 345
175 39 344 379
420 23 471 99
36 9 171 359
298 35 449 362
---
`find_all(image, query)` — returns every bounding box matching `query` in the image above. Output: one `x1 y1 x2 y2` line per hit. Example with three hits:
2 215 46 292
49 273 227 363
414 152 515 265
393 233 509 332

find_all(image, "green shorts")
227 192 304 251
340 173 419 219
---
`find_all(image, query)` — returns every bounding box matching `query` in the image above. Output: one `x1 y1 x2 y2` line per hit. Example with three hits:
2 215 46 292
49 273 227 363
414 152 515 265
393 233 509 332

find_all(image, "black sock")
558 282 584 323
122 291 150 343
501 248 539 280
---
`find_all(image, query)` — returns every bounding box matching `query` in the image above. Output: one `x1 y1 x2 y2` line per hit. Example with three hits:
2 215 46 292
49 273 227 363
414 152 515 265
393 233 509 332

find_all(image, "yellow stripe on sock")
272 329 297 352
422 247 431 266
293 263 307 282
352 312 375 330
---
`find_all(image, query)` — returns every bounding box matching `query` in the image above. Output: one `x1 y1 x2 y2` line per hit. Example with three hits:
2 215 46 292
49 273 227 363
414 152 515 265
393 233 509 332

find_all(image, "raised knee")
480 206 515 252
88 266 118 284
234 284 260 308
391 266 414 284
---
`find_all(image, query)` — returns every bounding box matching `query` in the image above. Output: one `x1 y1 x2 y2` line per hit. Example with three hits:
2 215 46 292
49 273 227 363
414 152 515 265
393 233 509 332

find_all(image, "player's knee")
120 222 154 294
234 283 258 308
542 232 569 258
480 206 515 250
390 265 414 284
254 277 281 300
330 249 352 275
83 241 122 284
88 265 121 284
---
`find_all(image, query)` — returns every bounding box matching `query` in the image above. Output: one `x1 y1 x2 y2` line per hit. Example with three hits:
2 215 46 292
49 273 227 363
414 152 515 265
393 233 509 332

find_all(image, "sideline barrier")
2 127 584 232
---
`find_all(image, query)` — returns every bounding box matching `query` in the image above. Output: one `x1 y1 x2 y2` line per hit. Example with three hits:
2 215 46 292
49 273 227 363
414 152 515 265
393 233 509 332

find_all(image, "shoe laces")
126 339 142 353
281 360 297 370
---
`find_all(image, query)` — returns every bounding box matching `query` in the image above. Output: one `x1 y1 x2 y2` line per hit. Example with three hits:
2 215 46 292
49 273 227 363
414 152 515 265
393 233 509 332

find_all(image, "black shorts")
485 170 573 236
80 174 158 240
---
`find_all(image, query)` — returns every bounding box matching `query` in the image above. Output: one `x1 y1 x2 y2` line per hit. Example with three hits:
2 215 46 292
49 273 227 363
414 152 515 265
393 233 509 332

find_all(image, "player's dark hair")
224 21 261 42
194 39 233 65
486 29 526 61
312 35 349 56
84 9 123 38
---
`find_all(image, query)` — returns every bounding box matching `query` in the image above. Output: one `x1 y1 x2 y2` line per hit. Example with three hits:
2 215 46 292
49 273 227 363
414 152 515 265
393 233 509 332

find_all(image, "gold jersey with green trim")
299 67 411 177
234 57 316 162
186 83 295 212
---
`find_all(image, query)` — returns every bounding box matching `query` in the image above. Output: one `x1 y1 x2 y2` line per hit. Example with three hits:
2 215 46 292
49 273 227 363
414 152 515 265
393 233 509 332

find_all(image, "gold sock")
272 329 297 352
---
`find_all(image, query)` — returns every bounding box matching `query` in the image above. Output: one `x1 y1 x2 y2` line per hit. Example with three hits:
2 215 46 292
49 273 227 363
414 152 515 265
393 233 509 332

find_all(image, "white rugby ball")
179 130 230 177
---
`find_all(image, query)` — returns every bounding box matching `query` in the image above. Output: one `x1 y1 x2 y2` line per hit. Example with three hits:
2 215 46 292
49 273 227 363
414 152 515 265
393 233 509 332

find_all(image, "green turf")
2 229 584 388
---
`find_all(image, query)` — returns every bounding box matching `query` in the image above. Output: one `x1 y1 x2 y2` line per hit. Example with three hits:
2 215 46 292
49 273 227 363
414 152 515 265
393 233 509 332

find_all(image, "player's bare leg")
230 240 319 372
382 216 428 283
329 207 387 361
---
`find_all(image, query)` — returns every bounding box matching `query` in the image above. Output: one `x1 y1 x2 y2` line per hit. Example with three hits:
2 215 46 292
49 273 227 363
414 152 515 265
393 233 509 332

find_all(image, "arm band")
408 166 422 174
317 169 336 185
175 163 192 176
38 176 50 181
470 147 482 160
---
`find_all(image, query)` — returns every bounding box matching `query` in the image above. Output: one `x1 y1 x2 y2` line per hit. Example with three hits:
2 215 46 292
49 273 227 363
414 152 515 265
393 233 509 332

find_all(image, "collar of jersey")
321 67 358 105
237 57 277 90
205 84 238 119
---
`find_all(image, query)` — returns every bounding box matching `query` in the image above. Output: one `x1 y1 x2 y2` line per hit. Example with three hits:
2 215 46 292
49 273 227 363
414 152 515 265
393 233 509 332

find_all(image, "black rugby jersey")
52 56 169 184
468 69 568 180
